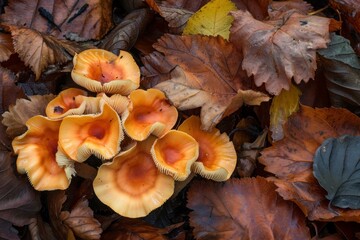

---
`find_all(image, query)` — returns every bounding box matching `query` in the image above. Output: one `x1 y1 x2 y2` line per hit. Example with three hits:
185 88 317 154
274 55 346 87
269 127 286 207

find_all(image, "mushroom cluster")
11 49 237 218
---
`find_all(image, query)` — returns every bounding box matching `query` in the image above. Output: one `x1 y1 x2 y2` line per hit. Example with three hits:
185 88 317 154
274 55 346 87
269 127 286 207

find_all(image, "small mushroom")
46 88 88 119
93 136 174 218
151 130 199 181
71 49 140 95
122 88 178 141
59 101 123 162
12 115 73 190
178 116 237 181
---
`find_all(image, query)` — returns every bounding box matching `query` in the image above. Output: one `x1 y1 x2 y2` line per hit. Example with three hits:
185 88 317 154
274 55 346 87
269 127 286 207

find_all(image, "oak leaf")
144 34 269 130
187 178 310 239
230 10 330 95
0 0 113 40
259 105 360 221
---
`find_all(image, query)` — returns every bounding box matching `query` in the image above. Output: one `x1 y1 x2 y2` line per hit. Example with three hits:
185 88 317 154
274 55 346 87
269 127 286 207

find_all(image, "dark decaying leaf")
0 151 41 226
1 0 113 40
60 198 102 240
28 216 57 240
0 218 19 240
100 8 153 53
0 32 14 62
313 135 360 209
187 178 310 239
317 33 360 114
47 191 68 240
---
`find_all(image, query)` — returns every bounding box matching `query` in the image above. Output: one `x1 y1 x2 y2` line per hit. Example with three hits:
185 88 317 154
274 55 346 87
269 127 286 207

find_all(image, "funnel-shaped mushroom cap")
46 88 88 119
12 115 72 190
122 89 178 141
93 137 174 218
151 130 199 181
59 101 123 162
71 49 140 95
178 116 237 181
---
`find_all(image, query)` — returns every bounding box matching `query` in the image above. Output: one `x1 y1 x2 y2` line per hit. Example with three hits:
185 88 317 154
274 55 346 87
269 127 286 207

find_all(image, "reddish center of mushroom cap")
88 60 124 85
162 147 183 165
42 137 63 175
198 140 216 168
133 100 171 124
88 124 106 139
115 152 157 195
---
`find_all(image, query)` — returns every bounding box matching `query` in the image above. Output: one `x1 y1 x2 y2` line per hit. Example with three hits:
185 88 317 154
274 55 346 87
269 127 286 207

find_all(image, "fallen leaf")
0 218 19 240
329 0 360 33
259 105 360 221
8 25 84 80
0 33 14 62
232 0 270 20
187 178 310 239
144 34 269 130
101 218 172 240
60 198 102 240
317 33 360 114
1 94 55 139
230 10 330 95
158 6 193 34
183 0 237 40
269 83 301 141
160 0 210 12
1 0 113 40
313 135 360 209
268 0 313 19
47 190 68 239
0 151 41 226
100 8 153 53
28 216 57 240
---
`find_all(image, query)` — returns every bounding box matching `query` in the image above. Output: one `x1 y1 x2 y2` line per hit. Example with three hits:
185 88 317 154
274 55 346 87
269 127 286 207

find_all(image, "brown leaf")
28 216 57 240
160 0 210 12
329 0 360 33
187 178 310 239
1 94 55 138
47 191 68 239
230 10 330 95
60 198 102 240
158 6 193 34
268 0 313 19
0 218 20 240
8 25 83 80
0 66 25 114
100 8 153 53
0 0 113 40
101 218 170 240
0 33 14 62
232 0 270 20
143 34 269 130
259 105 360 221
0 151 41 226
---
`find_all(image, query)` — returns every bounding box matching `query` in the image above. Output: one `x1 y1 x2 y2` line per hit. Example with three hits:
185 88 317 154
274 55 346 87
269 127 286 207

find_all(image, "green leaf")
313 135 360 209
182 0 237 39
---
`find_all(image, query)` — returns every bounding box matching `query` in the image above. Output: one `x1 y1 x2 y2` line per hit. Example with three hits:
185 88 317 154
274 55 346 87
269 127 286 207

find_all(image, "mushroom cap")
59 100 123 162
178 116 237 181
151 130 199 181
46 88 88 119
122 88 178 141
71 49 140 95
12 115 72 190
93 136 174 218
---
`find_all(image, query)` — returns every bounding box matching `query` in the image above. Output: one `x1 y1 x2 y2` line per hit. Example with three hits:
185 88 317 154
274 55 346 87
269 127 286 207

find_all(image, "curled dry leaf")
187 178 310 239
230 10 330 95
8 25 84 80
1 94 55 139
0 32 14 62
259 105 360 221
0 151 41 227
60 198 102 240
100 8 153 53
143 34 269 130
1 0 113 40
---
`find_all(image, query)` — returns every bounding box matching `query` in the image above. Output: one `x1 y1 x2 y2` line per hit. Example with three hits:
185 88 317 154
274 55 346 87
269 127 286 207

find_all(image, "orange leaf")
230 10 330 95
259 105 360 221
187 178 310 239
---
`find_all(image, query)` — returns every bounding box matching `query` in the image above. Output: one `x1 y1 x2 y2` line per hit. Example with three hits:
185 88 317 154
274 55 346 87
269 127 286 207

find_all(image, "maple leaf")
230 10 330 95
187 178 310 239
0 33 14 62
7 25 84 80
259 105 360 221
143 34 269 130
0 0 113 40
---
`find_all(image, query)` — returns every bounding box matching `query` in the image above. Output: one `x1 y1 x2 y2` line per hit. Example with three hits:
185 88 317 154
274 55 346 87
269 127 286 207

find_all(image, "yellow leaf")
270 84 301 141
182 0 237 40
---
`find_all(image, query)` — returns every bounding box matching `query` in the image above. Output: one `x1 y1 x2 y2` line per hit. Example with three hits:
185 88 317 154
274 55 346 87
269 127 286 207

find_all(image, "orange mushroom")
122 88 178 141
151 130 199 181
12 115 74 190
46 88 88 119
178 116 237 181
93 136 174 218
58 101 123 162
71 49 140 95
97 93 129 114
